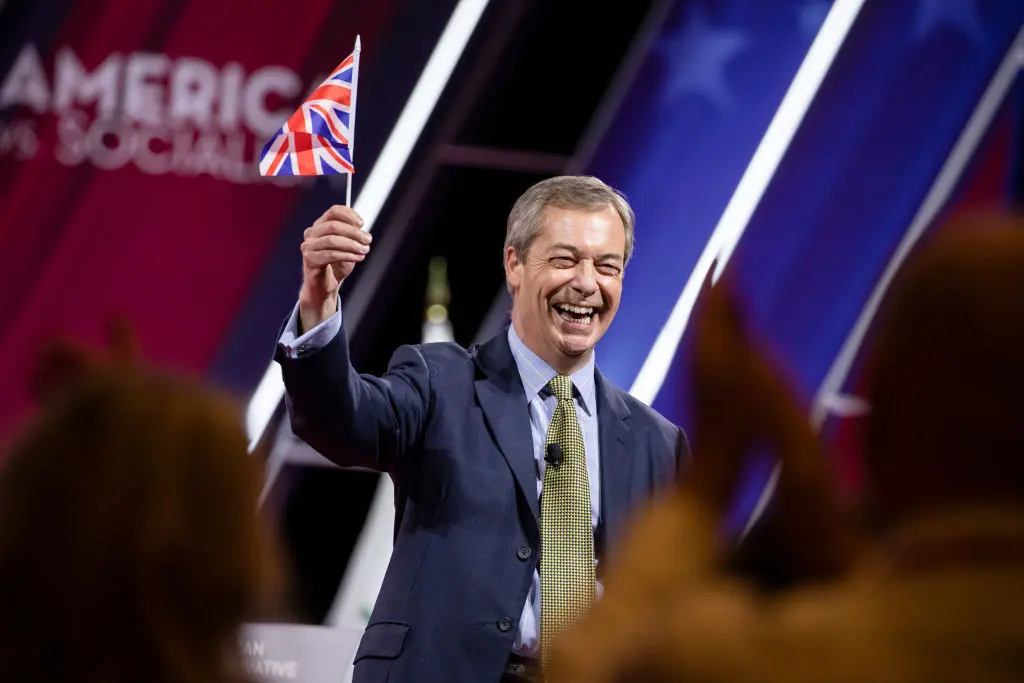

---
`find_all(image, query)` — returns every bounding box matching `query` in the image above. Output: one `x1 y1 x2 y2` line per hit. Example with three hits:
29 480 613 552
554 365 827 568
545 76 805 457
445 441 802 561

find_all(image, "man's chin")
543 317 604 359
554 334 598 359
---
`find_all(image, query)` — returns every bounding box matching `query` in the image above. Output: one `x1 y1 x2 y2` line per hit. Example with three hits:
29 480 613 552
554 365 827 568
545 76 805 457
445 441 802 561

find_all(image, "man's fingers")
313 205 365 229
304 220 371 241
301 235 370 269
303 249 366 268
301 210 367 292
305 233 370 254
304 220 372 244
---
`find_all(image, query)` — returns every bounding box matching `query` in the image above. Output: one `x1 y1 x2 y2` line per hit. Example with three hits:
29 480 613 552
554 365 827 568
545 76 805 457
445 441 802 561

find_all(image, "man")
274 176 688 683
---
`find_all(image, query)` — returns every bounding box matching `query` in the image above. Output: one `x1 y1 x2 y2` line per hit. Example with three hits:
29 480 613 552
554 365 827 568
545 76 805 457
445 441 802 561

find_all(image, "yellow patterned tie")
540 374 595 668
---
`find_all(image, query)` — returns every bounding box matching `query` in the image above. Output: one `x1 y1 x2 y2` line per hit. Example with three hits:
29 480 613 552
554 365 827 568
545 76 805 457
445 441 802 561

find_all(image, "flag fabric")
259 45 360 177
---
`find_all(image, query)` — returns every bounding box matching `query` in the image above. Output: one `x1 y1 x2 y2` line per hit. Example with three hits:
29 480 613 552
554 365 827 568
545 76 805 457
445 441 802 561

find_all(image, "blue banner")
587 0 1024 526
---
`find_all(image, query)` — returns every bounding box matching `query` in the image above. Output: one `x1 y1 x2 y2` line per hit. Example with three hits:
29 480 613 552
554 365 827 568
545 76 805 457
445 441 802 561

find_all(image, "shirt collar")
507 323 596 416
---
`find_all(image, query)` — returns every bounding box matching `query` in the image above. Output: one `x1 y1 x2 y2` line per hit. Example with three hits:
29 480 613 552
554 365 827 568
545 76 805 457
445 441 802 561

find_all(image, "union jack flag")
259 45 359 177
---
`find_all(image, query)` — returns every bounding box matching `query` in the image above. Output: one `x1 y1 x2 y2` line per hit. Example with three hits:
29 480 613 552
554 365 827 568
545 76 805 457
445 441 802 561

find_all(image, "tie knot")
547 375 574 402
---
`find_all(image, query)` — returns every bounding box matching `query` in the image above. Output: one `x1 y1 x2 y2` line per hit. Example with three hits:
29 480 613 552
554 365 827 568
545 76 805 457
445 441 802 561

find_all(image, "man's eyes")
549 256 621 275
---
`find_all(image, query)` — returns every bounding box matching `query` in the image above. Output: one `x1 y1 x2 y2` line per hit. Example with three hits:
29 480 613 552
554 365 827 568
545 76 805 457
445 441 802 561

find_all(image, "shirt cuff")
278 300 342 359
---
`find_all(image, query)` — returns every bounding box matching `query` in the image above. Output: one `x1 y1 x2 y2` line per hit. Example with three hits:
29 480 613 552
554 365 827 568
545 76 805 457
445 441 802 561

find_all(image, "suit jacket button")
497 616 513 632
517 545 532 561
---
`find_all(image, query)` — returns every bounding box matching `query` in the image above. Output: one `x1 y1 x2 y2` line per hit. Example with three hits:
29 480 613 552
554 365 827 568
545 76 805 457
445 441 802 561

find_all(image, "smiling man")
274 175 689 683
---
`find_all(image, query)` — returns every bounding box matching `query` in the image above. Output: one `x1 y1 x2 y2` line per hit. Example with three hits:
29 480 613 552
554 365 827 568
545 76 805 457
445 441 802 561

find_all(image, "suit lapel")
473 330 540 533
596 370 633 555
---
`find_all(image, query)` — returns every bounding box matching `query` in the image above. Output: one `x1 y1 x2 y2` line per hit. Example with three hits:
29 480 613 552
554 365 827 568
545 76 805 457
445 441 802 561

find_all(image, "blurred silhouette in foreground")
0 318 282 683
548 212 1024 683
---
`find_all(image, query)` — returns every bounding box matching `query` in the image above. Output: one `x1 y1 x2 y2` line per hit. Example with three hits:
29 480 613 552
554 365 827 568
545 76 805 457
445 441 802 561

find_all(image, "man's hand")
298 205 371 333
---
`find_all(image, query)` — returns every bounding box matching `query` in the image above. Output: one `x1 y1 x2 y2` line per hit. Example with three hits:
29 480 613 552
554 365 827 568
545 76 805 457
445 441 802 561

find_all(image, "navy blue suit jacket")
275 321 688 683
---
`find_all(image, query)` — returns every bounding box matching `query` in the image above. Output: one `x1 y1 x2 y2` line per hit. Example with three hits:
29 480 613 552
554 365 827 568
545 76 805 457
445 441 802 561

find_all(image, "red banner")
0 0 401 437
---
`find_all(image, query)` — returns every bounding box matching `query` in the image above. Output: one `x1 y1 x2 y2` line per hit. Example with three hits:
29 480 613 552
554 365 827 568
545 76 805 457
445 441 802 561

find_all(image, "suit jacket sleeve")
274 312 431 478
675 425 692 478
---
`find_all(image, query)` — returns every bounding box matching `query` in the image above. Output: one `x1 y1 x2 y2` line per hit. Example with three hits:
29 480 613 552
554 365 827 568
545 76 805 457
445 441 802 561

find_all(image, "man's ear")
505 246 522 292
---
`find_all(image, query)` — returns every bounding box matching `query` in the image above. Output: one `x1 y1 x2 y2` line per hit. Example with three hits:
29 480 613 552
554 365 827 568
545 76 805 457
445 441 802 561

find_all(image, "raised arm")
273 205 429 476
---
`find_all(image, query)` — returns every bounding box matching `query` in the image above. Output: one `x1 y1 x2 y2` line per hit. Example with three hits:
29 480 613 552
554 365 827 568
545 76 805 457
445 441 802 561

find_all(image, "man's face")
506 204 626 367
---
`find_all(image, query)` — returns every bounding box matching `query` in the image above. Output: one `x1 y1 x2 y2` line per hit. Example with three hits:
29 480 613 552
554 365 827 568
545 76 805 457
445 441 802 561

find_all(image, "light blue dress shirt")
277 303 603 657
278 300 342 359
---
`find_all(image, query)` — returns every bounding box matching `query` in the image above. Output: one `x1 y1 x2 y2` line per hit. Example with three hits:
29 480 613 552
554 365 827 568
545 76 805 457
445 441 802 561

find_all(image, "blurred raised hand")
31 315 142 403
686 268 857 582
548 267 858 683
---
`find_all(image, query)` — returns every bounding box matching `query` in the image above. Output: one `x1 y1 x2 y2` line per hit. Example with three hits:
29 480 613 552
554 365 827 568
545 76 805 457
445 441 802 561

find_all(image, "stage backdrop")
584 0 1024 525
0 0 457 440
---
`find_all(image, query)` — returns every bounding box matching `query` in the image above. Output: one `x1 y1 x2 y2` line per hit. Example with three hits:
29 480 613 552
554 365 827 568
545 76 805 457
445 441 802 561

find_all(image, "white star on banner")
914 0 985 44
656 6 750 110
798 1 833 37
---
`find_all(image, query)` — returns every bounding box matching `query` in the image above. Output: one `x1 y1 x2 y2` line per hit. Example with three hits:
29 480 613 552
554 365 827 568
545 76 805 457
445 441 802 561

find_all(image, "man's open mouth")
552 303 595 325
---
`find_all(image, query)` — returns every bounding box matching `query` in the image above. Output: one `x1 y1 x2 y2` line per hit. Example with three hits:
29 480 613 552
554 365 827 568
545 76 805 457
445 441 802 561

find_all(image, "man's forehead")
535 206 625 249
540 203 619 220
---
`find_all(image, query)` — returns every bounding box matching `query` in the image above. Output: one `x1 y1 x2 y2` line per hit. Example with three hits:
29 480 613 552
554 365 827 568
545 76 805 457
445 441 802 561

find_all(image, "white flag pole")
346 34 362 208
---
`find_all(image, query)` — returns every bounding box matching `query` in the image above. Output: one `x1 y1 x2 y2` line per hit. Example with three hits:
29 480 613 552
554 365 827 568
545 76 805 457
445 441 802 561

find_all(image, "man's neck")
548 352 592 377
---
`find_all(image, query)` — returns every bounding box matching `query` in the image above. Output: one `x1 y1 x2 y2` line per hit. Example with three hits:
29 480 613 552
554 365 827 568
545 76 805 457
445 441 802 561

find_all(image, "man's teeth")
554 303 595 318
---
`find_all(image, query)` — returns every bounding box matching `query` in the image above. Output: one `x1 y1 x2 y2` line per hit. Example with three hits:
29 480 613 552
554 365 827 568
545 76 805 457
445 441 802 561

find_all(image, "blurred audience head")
0 346 279 683
865 212 1024 529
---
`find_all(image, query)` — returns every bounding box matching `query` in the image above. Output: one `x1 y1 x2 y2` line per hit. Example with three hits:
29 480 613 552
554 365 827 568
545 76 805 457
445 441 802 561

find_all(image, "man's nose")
572 260 598 295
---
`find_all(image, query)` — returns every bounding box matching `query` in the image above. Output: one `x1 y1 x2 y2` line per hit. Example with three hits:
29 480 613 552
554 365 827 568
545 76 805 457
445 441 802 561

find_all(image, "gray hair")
504 175 636 271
